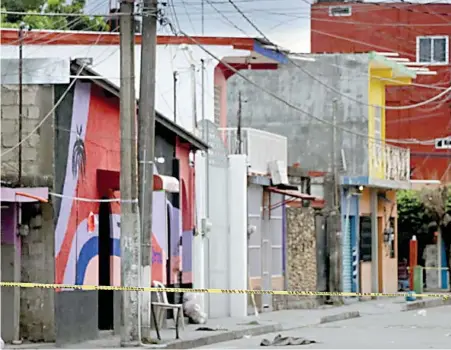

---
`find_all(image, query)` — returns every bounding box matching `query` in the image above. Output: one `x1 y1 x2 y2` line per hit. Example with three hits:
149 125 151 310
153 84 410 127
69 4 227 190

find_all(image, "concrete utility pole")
236 91 242 154
173 71 178 123
119 0 140 345
324 99 342 303
138 0 158 339
191 63 197 131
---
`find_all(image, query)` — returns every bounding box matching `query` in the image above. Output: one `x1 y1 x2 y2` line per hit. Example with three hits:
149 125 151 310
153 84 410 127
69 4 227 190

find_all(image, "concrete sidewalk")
5 295 450 349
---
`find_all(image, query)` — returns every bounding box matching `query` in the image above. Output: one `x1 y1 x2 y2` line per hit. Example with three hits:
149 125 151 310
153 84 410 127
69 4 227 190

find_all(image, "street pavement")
198 305 451 349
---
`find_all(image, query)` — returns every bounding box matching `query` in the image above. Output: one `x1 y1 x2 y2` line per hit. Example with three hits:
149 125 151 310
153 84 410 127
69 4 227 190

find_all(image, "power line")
171 26 436 145
1 64 86 157
227 0 451 111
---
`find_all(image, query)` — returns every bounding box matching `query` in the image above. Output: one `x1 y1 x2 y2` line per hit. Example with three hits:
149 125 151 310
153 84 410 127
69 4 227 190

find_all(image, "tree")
1 0 109 31
418 186 451 290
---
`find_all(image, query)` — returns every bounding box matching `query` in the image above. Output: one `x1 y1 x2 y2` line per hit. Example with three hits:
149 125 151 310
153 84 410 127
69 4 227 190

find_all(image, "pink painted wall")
359 189 398 294
175 137 195 284
214 66 228 129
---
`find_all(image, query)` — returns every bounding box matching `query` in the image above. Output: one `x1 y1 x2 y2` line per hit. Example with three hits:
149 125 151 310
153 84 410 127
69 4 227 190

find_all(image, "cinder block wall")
1 84 55 341
1 85 54 181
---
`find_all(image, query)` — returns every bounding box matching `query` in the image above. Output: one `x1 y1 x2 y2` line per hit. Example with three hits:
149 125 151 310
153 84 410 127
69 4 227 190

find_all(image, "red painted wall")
311 2 451 181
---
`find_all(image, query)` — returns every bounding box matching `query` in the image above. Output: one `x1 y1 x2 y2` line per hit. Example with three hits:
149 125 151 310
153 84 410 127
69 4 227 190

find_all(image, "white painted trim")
416 35 449 66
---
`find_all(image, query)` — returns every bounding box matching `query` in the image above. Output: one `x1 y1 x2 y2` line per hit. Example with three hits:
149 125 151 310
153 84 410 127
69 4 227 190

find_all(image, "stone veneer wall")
275 205 318 309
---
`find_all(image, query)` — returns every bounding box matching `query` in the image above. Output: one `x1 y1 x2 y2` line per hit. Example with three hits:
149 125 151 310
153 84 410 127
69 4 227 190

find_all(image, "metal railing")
369 141 410 182
218 127 288 175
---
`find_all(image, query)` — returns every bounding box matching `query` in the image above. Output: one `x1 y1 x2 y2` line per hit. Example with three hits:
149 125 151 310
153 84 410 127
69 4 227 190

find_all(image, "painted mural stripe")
54 81 92 255
0 282 449 299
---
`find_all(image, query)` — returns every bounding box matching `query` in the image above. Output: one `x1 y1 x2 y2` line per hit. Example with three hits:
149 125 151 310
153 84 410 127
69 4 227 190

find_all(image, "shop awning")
153 175 179 193
267 187 316 200
0 187 49 202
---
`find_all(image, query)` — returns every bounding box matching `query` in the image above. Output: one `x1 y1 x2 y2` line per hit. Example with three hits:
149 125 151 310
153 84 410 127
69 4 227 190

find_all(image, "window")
417 36 449 64
359 216 372 262
329 6 352 17
389 217 395 259
435 136 451 150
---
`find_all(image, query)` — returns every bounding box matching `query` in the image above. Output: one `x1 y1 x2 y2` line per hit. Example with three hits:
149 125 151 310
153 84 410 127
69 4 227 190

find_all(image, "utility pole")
324 99 342 304
201 0 205 34
173 71 178 123
236 91 242 154
138 0 158 339
119 0 140 345
191 63 197 131
18 22 27 184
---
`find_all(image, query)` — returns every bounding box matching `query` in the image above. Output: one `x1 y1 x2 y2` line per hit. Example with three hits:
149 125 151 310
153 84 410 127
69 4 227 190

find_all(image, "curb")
166 310 361 349
401 297 451 312
165 323 282 349
319 311 360 324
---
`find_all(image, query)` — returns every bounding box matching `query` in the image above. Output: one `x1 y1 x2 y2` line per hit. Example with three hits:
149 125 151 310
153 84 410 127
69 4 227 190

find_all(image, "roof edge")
71 59 208 151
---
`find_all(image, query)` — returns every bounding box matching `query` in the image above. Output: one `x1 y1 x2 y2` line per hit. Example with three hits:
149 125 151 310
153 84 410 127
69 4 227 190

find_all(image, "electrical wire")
0 10 135 17
172 26 436 145
1 64 86 157
226 0 451 111
1 0 112 78
166 2 450 93
49 192 137 203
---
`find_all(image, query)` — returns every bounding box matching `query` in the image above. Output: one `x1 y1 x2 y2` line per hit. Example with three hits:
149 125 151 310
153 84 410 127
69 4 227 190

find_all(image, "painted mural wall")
54 81 186 289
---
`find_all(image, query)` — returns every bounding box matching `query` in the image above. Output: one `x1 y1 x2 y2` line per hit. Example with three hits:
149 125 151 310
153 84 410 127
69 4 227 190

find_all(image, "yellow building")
341 52 417 295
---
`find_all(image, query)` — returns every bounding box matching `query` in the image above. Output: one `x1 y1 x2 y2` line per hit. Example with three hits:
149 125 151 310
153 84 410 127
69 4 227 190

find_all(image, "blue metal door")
343 216 358 294
350 217 358 293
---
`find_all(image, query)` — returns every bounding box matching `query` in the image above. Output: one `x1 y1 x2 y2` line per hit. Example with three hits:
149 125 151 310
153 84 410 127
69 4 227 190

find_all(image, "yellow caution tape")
0 282 449 299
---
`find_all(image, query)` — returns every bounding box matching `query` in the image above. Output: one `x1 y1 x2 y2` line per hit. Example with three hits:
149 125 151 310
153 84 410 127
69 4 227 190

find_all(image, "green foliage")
397 187 451 239
397 190 432 238
1 0 109 31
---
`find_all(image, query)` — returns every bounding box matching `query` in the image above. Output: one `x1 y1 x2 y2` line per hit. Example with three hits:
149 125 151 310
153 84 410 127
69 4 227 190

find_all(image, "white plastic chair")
151 281 184 339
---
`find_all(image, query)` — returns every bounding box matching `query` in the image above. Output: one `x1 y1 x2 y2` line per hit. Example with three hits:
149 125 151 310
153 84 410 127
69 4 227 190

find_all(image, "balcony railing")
219 128 288 175
369 141 410 182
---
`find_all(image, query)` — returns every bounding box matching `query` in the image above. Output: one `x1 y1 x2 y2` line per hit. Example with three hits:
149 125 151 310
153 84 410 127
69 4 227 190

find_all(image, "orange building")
311 1 451 181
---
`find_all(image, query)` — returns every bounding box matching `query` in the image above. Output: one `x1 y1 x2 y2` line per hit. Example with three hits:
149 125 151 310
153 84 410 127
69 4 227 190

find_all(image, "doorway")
98 200 114 330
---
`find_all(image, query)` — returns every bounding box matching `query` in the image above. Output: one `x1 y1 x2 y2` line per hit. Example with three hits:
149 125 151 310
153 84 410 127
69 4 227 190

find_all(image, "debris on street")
260 334 316 346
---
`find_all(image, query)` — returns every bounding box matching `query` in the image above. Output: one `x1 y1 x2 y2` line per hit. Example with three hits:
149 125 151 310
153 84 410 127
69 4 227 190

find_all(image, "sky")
85 0 313 52
85 0 451 54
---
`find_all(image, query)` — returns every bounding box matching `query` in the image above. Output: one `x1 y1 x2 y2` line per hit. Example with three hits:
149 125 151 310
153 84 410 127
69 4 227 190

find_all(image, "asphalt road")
198 306 451 349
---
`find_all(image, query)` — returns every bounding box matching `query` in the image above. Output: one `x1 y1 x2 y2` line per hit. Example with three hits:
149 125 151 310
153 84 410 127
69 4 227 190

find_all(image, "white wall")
193 151 206 311
1 44 249 132
228 154 248 317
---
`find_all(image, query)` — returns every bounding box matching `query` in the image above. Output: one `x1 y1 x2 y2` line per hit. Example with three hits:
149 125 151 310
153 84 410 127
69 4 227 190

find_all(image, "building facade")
225 52 417 294
0 58 207 345
311 1 451 181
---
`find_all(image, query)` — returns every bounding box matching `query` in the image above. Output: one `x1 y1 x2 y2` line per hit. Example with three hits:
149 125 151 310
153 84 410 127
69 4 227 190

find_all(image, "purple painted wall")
1 203 16 245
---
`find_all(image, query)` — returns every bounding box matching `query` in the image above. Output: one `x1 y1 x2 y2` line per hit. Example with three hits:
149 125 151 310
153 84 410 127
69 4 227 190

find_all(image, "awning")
1 187 49 202
267 187 316 200
153 175 179 193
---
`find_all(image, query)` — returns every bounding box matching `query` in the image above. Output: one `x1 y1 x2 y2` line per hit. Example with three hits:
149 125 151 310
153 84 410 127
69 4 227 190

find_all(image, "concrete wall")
20 203 55 342
1 84 55 342
226 54 370 175
1 84 54 183
1 203 17 343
